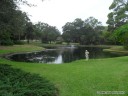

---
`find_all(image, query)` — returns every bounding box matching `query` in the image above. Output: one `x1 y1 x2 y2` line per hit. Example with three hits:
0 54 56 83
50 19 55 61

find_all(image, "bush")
56 41 62 44
0 39 14 46
0 64 59 96
13 40 24 45
124 45 128 50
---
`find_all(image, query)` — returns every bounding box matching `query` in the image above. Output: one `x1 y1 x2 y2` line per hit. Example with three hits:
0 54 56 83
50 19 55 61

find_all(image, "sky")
19 0 113 32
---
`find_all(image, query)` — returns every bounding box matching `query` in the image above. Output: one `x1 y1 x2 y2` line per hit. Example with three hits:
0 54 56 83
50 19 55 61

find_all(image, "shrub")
13 40 24 45
0 64 59 96
56 41 62 44
124 45 128 50
0 39 14 46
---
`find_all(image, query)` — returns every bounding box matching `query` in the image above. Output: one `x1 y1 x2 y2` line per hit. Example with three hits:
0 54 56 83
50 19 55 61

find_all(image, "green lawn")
103 46 128 54
0 45 128 96
0 44 44 54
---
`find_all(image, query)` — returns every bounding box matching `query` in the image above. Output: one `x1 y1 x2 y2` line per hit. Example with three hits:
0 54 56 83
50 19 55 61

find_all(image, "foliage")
0 0 16 45
106 0 128 44
0 0 30 45
107 0 128 32
113 24 128 49
11 10 30 41
25 22 34 44
102 31 116 44
56 36 64 44
35 22 61 43
0 39 14 46
0 64 58 96
0 0 48 45
13 40 25 45
0 31 13 46
62 17 105 45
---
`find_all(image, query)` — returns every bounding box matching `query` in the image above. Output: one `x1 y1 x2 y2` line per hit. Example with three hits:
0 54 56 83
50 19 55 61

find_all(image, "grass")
0 44 44 55
0 44 128 96
103 46 128 54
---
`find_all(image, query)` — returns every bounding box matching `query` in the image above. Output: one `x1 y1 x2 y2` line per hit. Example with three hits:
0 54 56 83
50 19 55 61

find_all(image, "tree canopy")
0 0 30 45
62 17 105 45
107 0 128 32
35 22 61 43
106 0 128 46
2 0 128 46
113 24 128 48
0 0 60 45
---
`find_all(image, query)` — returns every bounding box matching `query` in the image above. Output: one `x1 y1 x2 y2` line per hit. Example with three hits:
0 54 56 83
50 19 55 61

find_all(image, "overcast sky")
20 0 113 32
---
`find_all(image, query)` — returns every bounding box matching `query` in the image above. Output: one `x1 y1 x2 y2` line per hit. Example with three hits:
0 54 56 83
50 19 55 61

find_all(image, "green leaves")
34 22 61 44
113 24 128 47
107 0 128 45
109 2 116 9
107 0 128 32
62 17 104 45
0 64 58 96
0 0 31 45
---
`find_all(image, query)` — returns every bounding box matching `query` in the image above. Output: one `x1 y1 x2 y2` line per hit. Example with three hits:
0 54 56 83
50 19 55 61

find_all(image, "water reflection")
8 46 125 64
53 55 62 64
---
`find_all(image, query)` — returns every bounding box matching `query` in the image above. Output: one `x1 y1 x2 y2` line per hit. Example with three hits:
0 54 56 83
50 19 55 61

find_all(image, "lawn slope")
0 45 128 96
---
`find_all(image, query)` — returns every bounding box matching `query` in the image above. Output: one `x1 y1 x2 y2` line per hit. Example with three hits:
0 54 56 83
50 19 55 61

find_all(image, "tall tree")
84 17 102 29
84 17 104 44
0 0 17 45
26 22 34 44
113 23 128 48
0 0 31 45
62 22 74 43
107 0 128 32
34 22 60 43
11 10 30 41
62 17 104 45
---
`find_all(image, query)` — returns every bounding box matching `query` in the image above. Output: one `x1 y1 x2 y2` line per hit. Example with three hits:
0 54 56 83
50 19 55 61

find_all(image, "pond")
8 45 125 64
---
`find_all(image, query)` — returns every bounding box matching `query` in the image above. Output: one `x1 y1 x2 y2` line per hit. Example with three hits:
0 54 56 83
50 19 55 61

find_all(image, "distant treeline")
0 0 128 48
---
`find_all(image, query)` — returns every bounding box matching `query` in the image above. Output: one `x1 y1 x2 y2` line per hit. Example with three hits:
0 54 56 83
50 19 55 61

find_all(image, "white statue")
85 50 89 61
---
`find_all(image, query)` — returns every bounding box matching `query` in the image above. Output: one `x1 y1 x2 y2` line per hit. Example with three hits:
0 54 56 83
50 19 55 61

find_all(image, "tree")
34 22 60 43
62 17 104 45
107 0 128 32
83 17 104 44
56 36 64 44
25 22 34 44
106 0 128 45
62 22 75 43
0 0 31 45
47 26 60 43
0 0 17 45
11 10 30 41
62 18 84 44
32 24 42 41
84 17 102 29
73 18 84 43
0 0 45 45
113 24 128 48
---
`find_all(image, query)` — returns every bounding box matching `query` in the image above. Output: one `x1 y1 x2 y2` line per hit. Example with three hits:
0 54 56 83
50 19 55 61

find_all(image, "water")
8 46 125 64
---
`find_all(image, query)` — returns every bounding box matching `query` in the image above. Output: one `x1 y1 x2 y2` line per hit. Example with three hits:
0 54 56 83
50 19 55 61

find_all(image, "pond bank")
1 44 128 56
3 44 124 64
103 46 128 55
0 44 44 56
